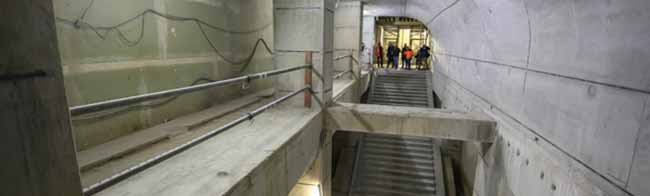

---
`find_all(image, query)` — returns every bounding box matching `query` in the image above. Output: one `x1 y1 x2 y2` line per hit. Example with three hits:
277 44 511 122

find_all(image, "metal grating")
350 70 442 196
368 70 434 107
349 134 445 196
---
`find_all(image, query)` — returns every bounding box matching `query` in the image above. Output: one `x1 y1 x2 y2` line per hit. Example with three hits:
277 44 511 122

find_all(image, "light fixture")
294 182 321 196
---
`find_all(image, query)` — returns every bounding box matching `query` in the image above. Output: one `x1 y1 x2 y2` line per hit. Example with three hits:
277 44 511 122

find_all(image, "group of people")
374 43 431 70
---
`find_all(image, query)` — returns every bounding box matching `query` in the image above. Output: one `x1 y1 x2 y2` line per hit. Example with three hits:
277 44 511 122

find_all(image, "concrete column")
361 16 376 67
333 1 363 78
274 0 335 107
0 1 83 196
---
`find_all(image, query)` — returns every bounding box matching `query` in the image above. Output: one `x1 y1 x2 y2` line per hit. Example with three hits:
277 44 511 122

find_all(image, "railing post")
304 51 313 108
348 53 354 79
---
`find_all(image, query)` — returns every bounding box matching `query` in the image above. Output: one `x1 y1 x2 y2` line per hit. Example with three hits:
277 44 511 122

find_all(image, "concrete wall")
53 0 274 150
361 16 375 66
363 0 650 195
274 0 336 107
333 1 363 74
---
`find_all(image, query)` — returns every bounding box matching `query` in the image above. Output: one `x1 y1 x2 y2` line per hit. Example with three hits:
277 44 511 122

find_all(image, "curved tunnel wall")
366 0 650 195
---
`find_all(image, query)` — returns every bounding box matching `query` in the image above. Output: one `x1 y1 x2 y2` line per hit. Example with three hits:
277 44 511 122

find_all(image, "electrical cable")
74 0 95 28
56 4 278 121
55 8 273 65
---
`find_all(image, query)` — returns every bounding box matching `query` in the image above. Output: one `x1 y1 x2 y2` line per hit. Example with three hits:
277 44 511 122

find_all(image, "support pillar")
274 0 335 107
274 1 335 196
334 1 363 78
0 1 83 196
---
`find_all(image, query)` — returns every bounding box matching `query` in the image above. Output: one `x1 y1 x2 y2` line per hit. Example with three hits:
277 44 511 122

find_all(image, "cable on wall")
56 8 273 65
57 4 276 120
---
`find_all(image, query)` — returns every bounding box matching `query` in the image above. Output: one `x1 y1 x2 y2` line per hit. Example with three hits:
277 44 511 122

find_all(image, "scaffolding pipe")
83 87 310 196
70 65 310 116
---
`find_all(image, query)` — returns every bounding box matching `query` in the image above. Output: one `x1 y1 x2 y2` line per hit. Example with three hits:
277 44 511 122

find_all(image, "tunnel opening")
372 16 432 71
366 16 444 108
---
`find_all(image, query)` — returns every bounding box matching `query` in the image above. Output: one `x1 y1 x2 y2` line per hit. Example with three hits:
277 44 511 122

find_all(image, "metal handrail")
333 55 360 80
83 87 311 196
334 54 350 60
333 70 353 79
334 54 360 64
70 65 310 116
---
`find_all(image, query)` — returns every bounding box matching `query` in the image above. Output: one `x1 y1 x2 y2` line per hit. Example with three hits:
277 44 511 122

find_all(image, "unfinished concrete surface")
1 1 83 195
4 0 650 196
274 0 336 107
327 103 496 142
333 1 362 76
54 0 275 150
362 0 650 195
95 104 323 196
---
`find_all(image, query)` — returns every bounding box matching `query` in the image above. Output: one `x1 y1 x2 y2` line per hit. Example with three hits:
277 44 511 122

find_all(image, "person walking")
374 43 384 68
418 45 431 70
401 44 408 69
404 46 414 70
415 49 423 69
387 43 400 69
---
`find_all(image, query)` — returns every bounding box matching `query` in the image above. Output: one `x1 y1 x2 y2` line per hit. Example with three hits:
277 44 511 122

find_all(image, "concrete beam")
325 103 496 142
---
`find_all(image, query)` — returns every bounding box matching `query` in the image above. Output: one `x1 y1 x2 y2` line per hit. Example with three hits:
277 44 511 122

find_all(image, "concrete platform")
93 101 323 196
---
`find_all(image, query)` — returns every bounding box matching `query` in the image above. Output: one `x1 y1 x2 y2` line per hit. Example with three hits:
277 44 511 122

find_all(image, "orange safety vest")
405 50 414 59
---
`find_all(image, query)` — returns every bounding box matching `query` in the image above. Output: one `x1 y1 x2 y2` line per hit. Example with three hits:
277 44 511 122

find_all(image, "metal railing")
333 69 354 79
71 65 310 116
80 52 314 196
333 54 360 79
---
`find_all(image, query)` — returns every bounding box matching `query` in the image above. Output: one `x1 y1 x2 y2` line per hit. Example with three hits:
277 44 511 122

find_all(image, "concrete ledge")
325 103 496 142
95 104 323 196
77 90 272 171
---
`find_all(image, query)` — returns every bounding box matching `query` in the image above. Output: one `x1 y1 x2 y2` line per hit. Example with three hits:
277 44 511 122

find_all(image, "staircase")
346 70 443 196
368 70 433 107
349 134 445 196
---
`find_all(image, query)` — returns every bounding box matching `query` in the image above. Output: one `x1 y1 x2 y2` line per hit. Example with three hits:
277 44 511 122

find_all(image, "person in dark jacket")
418 45 431 70
387 43 400 69
401 44 408 69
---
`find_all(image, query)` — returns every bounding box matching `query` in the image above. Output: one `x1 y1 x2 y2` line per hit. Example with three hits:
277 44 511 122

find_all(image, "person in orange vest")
374 43 384 68
404 46 414 70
